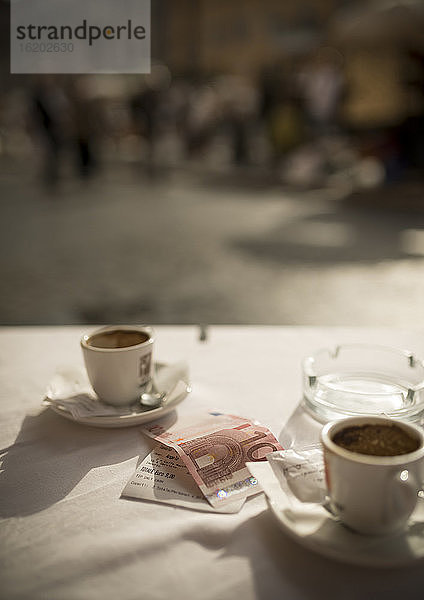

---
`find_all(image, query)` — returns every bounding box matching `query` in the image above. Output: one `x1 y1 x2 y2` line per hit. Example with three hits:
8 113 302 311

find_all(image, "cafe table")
1 325 424 600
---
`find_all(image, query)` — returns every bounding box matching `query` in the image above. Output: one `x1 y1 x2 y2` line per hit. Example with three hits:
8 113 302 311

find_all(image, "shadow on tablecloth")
198 508 424 599
0 408 142 517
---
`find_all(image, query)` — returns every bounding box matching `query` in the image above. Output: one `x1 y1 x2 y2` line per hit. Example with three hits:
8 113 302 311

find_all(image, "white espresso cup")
321 416 424 536
81 325 154 406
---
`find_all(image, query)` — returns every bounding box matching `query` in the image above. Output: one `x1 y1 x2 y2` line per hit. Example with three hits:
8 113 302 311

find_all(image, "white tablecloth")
1 326 424 600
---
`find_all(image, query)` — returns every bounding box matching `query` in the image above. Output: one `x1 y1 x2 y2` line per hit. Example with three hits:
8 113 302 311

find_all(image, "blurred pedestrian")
298 47 344 138
30 76 69 187
66 77 102 180
129 65 170 177
259 67 304 168
217 75 258 166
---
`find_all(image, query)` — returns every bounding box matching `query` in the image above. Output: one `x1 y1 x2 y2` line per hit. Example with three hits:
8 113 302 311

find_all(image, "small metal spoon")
140 390 167 409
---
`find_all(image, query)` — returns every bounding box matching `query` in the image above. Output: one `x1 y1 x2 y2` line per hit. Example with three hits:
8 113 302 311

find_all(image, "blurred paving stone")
1 158 424 327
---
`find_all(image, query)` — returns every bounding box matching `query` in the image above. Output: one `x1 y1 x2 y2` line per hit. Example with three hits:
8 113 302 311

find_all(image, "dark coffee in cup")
333 424 420 457
87 329 150 349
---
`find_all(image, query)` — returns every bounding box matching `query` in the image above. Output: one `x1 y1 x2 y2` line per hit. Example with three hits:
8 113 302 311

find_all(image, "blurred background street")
1 0 424 326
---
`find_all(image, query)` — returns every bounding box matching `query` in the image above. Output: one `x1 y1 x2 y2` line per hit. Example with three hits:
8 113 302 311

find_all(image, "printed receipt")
121 444 245 514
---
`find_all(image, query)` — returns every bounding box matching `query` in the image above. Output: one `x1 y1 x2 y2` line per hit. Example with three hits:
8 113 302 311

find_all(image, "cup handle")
386 470 419 524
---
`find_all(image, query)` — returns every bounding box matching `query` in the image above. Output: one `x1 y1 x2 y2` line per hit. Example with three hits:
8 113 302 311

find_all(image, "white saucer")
44 363 191 429
248 462 424 568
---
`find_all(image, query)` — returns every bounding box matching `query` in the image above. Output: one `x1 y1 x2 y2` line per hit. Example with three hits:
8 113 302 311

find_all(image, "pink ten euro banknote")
141 411 283 507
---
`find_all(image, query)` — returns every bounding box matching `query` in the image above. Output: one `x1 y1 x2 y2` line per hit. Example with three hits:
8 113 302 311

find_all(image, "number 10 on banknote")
141 411 283 508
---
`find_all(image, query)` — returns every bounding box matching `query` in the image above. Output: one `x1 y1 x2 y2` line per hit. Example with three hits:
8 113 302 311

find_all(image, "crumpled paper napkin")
247 445 328 513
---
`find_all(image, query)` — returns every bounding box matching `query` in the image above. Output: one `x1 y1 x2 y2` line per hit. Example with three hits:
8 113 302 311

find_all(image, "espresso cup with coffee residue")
321 416 424 536
81 325 154 406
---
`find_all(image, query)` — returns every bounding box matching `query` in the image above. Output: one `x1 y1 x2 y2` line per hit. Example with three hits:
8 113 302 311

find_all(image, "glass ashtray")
302 344 424 423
